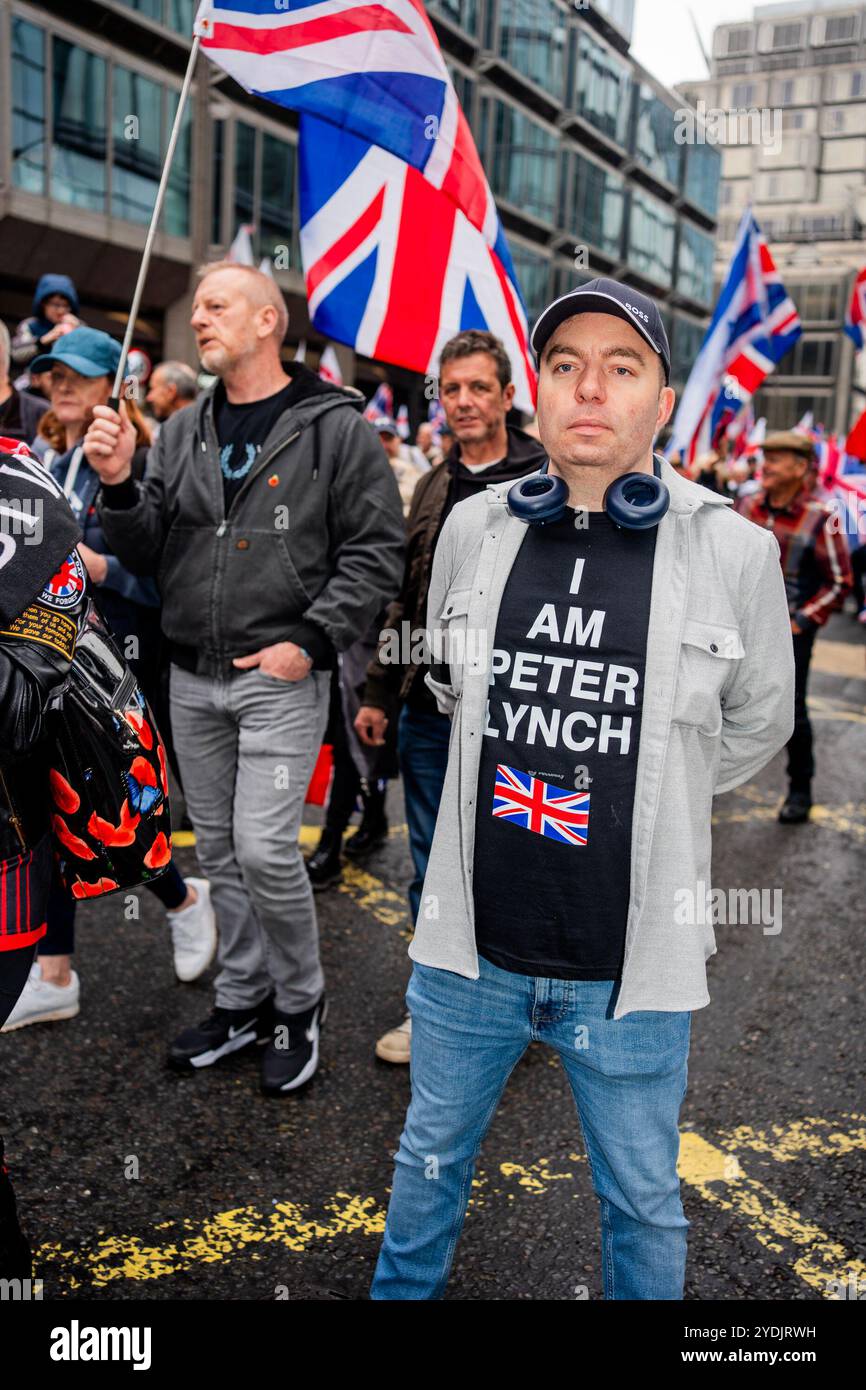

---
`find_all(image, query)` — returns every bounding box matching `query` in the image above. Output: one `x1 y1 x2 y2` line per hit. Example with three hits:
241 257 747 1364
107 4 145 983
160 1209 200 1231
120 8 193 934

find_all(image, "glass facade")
165 91 192 237
260 131 297 266
508 242 551 327
496 0 567 98
229 121 298 267
628 188 676 288
633 85 680 188
683 142 721 219
429 0 479 38
117 0 196 33
572 29 631 146
670 315 707 386
10 20 191 234
490 101 558 223
112 66 162 224
574 154 625 257
11 19 46 194
677 222 715 306
52 38 107 211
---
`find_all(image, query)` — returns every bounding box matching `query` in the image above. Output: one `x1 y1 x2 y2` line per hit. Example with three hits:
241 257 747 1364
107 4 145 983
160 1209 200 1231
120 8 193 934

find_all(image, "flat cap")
762 430 816 459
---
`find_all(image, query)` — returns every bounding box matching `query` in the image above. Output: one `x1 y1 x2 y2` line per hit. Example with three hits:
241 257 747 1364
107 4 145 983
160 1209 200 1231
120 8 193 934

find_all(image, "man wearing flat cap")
736 430 852 822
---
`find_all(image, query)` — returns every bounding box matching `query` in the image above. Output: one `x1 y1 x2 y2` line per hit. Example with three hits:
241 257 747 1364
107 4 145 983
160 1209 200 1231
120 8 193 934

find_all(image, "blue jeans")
371 955 692 1300
397 704 451 922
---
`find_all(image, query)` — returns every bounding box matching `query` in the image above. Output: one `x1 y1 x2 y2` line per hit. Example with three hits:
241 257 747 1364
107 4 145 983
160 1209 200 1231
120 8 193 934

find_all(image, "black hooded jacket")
362 424 547 713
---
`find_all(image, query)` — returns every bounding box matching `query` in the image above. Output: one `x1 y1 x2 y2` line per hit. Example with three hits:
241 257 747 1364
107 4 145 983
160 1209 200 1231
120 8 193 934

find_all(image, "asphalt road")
2 611 864 1303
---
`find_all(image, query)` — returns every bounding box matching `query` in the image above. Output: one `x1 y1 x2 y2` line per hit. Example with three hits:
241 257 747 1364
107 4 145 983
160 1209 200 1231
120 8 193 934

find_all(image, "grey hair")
0 321 10 377
154 360 198 400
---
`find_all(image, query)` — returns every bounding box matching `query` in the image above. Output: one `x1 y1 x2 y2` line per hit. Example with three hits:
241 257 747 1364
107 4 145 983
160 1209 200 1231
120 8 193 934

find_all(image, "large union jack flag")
668 208 802 464
195 0 537 411
492 766 590 847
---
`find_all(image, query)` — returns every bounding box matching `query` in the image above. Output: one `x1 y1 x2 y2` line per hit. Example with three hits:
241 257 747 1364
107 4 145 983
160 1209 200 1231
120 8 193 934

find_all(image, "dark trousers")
787 628 816 793
397 703 452 923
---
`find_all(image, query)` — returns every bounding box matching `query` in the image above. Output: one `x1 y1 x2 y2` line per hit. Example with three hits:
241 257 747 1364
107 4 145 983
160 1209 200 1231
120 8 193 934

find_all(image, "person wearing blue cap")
1 329 216 1033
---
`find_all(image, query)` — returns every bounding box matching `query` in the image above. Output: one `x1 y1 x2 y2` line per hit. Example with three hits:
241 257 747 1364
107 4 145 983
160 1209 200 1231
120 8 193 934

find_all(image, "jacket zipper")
0 764 27 851
214 428 303 538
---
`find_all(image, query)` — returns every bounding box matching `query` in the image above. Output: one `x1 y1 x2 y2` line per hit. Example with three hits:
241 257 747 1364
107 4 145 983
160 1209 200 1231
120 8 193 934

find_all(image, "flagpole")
110 33 202 405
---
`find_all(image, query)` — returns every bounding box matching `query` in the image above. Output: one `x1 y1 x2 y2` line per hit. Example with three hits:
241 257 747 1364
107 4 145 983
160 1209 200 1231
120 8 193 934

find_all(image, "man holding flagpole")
85 262 405 1095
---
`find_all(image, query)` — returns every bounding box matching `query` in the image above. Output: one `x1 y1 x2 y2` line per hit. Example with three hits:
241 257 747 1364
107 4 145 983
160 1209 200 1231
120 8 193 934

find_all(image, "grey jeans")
169 663 331 1013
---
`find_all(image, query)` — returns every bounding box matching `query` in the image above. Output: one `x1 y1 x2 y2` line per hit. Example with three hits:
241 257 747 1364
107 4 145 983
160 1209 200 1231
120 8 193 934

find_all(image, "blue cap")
32 327 122 379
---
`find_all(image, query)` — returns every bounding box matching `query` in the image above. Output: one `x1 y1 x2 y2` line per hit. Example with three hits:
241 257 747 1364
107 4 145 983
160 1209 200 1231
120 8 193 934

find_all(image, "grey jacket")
410 456 796 1018
98 369 405 674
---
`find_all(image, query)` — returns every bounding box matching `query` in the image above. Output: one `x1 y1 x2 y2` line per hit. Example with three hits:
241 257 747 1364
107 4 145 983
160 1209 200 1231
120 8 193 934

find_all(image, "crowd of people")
0 266 859 1297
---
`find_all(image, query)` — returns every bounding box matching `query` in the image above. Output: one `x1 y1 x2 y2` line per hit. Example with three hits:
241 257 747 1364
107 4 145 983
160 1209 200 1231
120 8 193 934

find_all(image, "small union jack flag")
492 765 590 847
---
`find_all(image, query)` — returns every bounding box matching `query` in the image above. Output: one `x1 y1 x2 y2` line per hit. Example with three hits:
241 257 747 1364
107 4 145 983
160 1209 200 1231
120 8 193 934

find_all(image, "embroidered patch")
40 549 86 610
0 602 77 660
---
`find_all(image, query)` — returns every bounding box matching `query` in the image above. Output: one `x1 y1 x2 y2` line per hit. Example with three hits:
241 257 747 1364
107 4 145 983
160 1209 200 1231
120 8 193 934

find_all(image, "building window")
566 152 625 257
677 222 715 306
851 72 865 99
116 0 196 31
723 28 753 55
229 120 298 267
508 241 550 326
112 66 162 225
260 131 296 266
490 101 558 223
627 188 676 288
770 23 803 50
11 19 46 194
428 0 478 38
634 86 680 187
731 83 756 106
795 282 840 322
684 140 721 218
165 90 192 237
573 29 631 147
52 38 107 212
780 79 794 104
496 0 566 99
825 15 858 44
211 118 224 245
670 315 707 386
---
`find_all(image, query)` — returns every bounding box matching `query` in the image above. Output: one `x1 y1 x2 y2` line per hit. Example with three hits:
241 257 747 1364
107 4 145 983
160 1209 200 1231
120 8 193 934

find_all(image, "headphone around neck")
507 453 670 530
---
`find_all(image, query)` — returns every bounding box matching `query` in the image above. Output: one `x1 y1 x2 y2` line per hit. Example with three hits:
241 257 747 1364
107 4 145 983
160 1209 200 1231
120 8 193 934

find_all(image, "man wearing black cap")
370 278 795 1300
736 431 852 822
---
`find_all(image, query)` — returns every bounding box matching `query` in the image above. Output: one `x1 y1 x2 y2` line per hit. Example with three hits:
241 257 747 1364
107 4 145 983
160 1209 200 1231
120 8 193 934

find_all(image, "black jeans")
787 628 816 793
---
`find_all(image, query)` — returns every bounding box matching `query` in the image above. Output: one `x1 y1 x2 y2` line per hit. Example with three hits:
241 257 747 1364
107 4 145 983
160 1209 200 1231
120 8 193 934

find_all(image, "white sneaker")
1 961 80 1031
167 877 217 983
375 1012 412 1064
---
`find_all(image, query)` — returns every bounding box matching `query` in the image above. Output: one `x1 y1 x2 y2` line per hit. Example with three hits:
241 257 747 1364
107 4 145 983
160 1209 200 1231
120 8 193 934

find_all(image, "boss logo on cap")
626 302 649 323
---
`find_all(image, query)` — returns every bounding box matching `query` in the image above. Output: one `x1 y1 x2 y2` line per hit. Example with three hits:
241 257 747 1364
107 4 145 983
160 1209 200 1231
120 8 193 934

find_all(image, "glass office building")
1 0 719 402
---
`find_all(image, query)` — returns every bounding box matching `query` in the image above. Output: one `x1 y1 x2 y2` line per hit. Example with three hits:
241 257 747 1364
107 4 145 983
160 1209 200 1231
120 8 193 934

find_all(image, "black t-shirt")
472 506 657 979
214 379 299 511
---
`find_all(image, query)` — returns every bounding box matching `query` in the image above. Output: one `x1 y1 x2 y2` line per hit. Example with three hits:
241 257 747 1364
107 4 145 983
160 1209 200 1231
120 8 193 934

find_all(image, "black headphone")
507 453 670 530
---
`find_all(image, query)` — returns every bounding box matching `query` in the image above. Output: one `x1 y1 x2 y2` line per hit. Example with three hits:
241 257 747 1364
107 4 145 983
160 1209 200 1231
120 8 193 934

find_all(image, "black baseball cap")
530 277 671 383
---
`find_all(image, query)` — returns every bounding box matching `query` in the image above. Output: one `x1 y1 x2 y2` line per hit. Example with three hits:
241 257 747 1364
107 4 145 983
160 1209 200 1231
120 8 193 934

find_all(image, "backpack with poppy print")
46 594 172 900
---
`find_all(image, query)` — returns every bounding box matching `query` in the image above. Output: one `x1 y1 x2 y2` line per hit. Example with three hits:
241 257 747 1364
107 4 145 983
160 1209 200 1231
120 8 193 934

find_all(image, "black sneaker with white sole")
168 996 275 1071
260 994 328 1095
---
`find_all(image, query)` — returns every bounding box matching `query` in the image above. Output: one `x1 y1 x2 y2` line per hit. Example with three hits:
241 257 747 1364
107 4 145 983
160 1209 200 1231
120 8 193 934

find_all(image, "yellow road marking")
677 1130 865 1297
715 1114 866 1163
36 1115 864 1293
39 1194 386 1289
